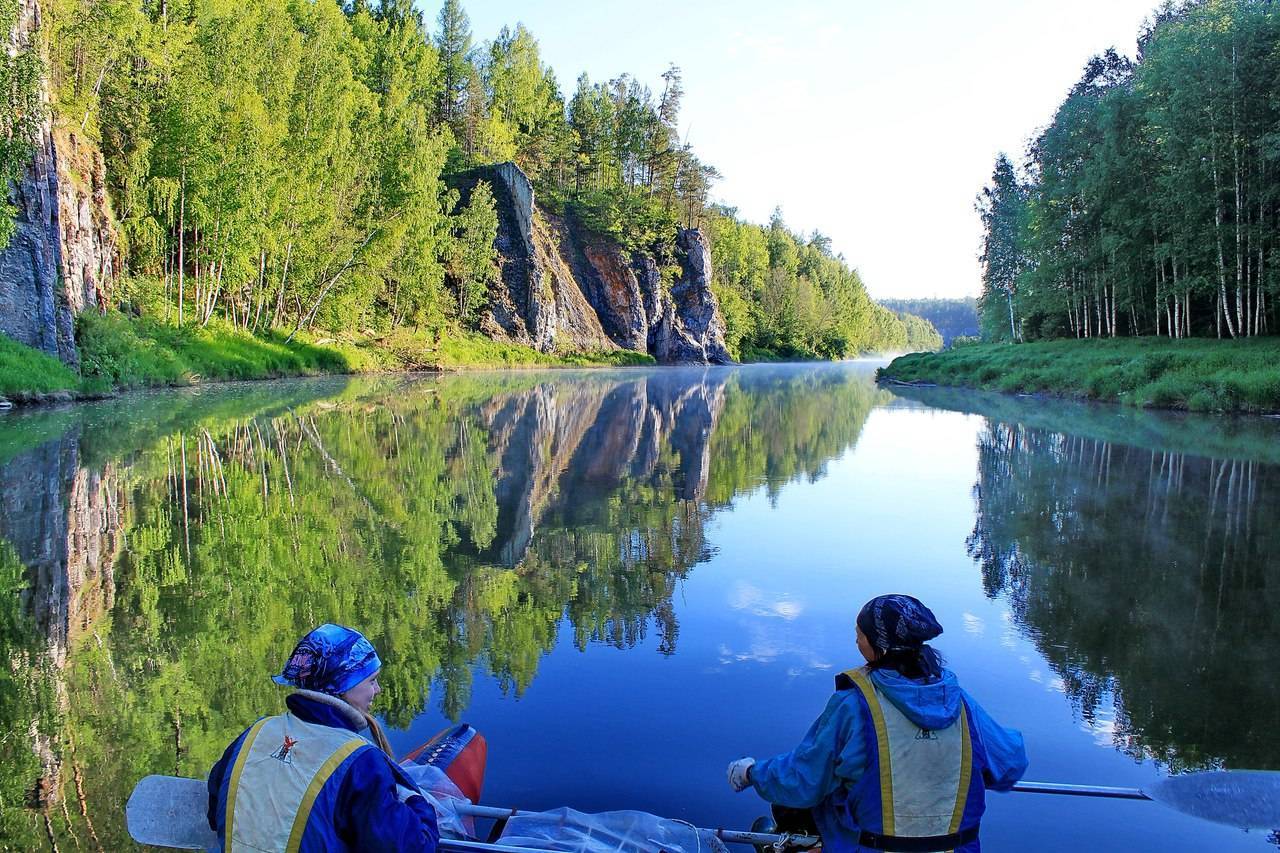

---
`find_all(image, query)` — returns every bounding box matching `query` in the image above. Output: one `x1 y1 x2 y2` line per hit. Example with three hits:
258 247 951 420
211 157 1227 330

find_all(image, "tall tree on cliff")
482 24 568 186
449 180 498 326
434 0 472 136
977 153 1027 342
0 0 43 249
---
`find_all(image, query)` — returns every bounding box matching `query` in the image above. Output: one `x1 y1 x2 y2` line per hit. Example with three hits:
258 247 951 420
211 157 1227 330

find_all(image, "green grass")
376 327 654 370
0 335 79 399
0 310 657 406
879 337 1280 414
76 311 353 393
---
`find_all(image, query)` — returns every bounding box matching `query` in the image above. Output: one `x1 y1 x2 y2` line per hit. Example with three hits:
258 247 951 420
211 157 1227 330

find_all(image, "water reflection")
0 366 887 848
898 385 1280 773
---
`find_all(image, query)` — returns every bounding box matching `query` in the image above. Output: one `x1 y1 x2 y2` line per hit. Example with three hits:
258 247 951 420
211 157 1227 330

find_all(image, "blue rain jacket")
751 667 1027 852
207 692 439 852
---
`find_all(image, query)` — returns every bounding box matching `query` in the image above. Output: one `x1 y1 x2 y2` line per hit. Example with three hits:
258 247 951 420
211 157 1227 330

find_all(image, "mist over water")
0 364 1276 850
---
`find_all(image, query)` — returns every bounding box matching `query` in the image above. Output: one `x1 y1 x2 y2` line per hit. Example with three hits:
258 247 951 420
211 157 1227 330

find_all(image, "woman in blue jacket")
727 595 1027 852
207 624 439 852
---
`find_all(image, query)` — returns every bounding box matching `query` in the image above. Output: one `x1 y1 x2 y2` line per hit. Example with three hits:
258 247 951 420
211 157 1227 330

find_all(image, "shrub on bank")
879 338 1280 414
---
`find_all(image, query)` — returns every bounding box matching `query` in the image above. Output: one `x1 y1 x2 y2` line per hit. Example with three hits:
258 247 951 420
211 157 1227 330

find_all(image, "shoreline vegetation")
0 0 940 395
878 338 1280 415
0 310 655 407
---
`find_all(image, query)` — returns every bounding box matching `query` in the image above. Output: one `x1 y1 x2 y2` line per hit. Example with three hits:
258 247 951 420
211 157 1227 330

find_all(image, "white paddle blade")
126 774 220 850
1148 770 1280 830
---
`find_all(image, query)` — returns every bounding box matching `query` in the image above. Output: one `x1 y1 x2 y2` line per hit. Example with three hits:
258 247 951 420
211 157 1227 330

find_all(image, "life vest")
222 712 369 852
838 668 984 852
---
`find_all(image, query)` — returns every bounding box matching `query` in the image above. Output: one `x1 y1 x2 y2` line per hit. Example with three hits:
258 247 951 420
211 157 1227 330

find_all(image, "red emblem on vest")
270 735 299 763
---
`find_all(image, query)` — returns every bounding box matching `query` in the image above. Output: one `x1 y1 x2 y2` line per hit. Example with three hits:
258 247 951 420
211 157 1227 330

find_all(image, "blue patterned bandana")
857 595 943 654
272 624 381 696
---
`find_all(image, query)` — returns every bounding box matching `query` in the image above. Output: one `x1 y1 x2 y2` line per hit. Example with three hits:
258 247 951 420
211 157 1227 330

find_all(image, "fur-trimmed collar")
291 689 367 730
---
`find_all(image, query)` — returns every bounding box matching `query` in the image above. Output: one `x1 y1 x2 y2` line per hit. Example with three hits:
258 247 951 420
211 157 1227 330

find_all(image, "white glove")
727 757 755 792
395 784 423 804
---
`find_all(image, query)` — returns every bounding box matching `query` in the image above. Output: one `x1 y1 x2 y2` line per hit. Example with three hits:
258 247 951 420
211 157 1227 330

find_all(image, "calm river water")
0 363 1277 850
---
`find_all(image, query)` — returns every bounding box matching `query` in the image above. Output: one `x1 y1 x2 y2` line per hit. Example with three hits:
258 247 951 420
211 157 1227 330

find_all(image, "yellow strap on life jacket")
284 738 365 852
224 717 270 849
948 703 972 835
844 668 896 836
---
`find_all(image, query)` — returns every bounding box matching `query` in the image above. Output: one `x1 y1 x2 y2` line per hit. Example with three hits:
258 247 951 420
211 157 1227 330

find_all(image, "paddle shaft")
1012 781 1151 801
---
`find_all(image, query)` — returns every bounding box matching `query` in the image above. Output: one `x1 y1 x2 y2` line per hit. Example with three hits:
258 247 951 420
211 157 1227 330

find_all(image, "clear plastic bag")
399 762 475 839
499 806 731 853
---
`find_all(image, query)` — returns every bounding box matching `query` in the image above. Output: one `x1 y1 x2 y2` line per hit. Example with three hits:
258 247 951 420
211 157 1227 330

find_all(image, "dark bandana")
857 594 943 653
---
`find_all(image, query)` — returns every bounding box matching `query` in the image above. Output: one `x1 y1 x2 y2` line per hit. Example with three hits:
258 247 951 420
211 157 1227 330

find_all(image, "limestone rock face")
0 0 119 367
456 161 733 364
56 130 119 318
651 229 733 365
451 164 617 354
572 226 649 352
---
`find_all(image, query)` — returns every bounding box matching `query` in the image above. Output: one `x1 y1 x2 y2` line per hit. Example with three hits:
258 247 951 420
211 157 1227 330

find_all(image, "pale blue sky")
438 0 1158 299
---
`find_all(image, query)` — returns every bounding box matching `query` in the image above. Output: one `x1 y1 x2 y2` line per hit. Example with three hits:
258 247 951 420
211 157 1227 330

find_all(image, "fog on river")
0 364 1277 850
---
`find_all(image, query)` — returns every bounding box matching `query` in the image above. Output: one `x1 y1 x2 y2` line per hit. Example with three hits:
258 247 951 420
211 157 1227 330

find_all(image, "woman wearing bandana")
726 595 1027 852
206 624 439 852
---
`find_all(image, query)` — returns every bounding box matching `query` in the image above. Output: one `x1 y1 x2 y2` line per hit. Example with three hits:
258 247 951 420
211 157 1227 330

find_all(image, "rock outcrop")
449 162 732 364
652 229 732 365
0 0 118 368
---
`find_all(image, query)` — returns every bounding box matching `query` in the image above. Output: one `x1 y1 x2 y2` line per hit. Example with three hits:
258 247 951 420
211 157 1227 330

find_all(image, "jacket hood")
869 668 962 731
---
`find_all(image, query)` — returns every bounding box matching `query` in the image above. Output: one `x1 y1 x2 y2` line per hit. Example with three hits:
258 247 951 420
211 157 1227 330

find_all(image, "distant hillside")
879 298 978 345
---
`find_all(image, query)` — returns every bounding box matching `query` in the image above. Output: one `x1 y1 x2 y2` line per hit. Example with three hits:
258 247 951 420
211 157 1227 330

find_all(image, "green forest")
6 0 937 367
977 0 1280 343
878 297 978 346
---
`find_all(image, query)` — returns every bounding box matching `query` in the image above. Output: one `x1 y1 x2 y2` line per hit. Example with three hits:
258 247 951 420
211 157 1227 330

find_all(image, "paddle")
1014 770 1280 830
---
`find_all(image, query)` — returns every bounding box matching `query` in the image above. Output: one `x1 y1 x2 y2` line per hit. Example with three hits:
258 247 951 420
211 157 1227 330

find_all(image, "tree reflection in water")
967 419 1280 773
0 365 888 848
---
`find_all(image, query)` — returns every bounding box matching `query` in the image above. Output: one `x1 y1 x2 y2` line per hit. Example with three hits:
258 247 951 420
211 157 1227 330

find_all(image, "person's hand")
727 757 755 792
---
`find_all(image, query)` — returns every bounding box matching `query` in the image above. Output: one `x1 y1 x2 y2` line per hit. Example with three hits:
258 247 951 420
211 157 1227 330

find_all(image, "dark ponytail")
866 643 944 680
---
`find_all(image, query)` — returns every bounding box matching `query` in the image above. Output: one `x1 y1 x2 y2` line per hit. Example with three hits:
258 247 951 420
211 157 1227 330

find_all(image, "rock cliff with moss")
448 164 732 365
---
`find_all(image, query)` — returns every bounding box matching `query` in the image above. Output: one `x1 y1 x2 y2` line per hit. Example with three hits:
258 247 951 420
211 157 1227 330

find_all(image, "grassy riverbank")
0 311 653 405
879 338 1280 414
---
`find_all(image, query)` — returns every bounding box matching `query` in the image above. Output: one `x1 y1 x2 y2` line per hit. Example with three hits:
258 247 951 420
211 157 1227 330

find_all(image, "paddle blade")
1147 770 1280 830
126 774 220 850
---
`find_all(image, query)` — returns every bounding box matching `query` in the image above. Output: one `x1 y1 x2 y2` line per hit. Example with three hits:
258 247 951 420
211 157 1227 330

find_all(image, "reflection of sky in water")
394 387 1273 852
6 365 1274 851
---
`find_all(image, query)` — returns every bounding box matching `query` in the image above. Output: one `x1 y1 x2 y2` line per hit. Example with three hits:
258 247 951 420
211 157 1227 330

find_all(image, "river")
0 363 1276 850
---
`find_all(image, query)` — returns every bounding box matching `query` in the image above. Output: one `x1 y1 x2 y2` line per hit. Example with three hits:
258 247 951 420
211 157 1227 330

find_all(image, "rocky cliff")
0 0 119 368
449 164 732 365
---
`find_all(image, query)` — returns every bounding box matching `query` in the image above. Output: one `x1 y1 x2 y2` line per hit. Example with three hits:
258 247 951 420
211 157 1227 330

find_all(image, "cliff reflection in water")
962 405 1280 773
0 365 887 849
